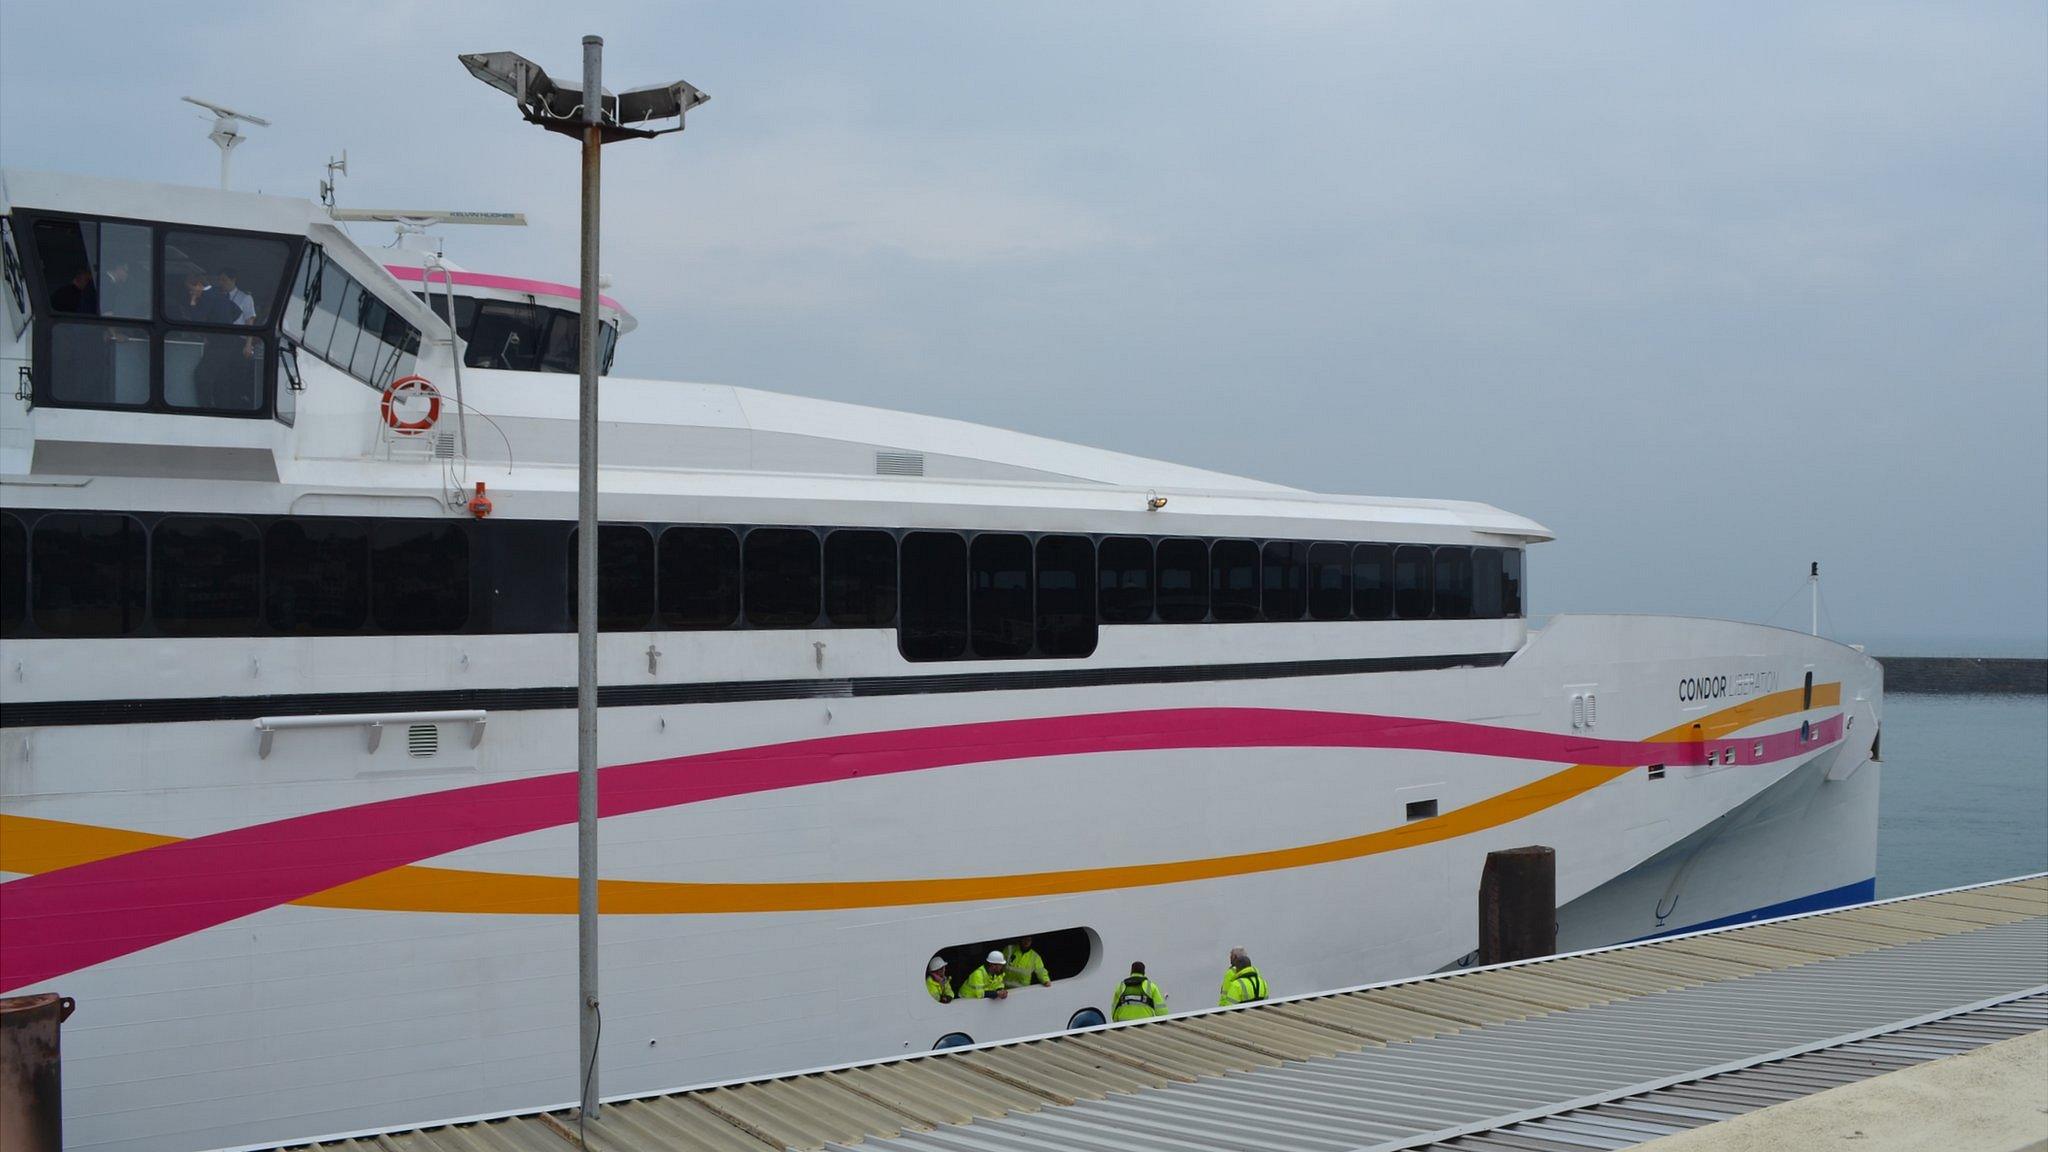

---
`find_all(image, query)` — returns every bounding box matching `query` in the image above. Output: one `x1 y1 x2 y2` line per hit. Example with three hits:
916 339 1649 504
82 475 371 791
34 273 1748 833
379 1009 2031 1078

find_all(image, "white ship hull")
2 614 1880 1152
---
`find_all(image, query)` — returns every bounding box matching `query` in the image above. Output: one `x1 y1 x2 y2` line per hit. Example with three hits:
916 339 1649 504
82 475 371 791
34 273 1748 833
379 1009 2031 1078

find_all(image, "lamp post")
460 39 708 1122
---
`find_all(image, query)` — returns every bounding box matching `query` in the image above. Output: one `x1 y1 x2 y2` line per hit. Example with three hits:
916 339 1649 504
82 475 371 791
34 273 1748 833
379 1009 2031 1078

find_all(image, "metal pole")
576 32 604 1123
1810 561 1819 637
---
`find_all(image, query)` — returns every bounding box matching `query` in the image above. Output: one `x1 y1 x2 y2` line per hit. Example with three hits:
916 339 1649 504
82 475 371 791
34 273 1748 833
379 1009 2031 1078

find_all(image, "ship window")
303 255 348 353
161 230 290 327
1353 544 1392 620
371 520 470 633
900 531 968 660
569 525 655 631
538 309 581 374
283 245 319 340
31 218 153 319
164 329 266 411
1 514 25 637
265 519 369 634
1503 550 1524 617
970 533 1033 658
658 526 741 628
1260 540 1309 622
152 516 261 636
1405 798 1438 821
466 300 548 371
1472 548 1504 618
30 513 146 636
932 927 1095 988
1098 536 1154 624
824 529 897 627
1433 546 1473 619
1035 535 1097 657
1308 542 1351 620
1393 545 1433 619
1155 538 1209 622
48 320 150 406
744 528 821 627
1210 539 1259 622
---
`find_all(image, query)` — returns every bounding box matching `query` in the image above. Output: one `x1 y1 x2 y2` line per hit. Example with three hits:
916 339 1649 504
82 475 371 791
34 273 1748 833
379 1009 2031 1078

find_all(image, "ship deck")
253 874 2048 1152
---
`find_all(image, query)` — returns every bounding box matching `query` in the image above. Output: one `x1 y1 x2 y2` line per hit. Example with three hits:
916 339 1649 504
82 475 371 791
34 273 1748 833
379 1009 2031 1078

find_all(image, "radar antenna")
182 96 272 190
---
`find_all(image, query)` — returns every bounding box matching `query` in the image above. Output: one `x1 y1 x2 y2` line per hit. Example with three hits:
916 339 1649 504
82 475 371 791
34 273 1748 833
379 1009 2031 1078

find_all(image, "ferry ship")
0 167 1882 1152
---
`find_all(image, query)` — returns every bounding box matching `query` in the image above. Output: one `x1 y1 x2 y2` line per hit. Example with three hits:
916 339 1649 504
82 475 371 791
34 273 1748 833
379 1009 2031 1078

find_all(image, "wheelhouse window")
824 529 897 627
1352 544 1392 619
744 528 820 627
1308 542 1351 620
1261 541 1309 622
1503 550 1524 617
1472 548 1504 618
1156 538 1209 623
1433 546 1473 619
1098 536 1154 624
21 212 304 417
295 245 421 389
1210 539 1259 622
658 527 741 628
900 531 968 661
1034 535 1097 657
152 516 261 636
415 292 620 376
970 533 1033 658
30 513 146 636
1393 545 1433 619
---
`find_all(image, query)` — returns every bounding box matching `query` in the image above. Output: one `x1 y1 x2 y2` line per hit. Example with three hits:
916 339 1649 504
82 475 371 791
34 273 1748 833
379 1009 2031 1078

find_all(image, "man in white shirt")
215 268 257 325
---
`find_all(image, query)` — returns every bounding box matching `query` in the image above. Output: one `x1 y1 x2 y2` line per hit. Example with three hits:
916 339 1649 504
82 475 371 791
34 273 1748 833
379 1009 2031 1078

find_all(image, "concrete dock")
261 875 2047 1152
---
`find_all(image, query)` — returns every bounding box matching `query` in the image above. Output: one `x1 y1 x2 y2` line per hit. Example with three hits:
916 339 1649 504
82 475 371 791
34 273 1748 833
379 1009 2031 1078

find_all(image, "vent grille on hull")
875 451 925 477
407 723 439 758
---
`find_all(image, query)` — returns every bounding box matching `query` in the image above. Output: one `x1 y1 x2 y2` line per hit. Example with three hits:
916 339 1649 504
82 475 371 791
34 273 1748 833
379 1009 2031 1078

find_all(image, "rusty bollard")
1478 846 1557 966
0 993 76 1152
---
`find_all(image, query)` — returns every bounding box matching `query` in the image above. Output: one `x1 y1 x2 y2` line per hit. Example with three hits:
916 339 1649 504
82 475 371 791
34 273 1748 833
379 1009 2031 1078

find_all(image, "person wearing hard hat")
1003 936 1053 989
957 951 1009 1000
926 956 955 1004
1218 947 1269 1006
1110 961 1168 1022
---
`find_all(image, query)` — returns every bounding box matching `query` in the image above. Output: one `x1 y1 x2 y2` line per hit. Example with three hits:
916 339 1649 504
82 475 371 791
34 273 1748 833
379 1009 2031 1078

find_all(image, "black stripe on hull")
0 651 1516 729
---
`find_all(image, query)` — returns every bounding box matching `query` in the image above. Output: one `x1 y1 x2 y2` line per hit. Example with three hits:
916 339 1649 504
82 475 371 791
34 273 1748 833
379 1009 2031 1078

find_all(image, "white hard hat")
927 956 946 972
987 950 1006 965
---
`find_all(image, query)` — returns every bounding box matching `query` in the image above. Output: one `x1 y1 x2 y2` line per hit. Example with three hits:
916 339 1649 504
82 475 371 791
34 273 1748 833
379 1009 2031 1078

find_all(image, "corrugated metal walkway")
1416 993 2048 1151
263 875 2047 1152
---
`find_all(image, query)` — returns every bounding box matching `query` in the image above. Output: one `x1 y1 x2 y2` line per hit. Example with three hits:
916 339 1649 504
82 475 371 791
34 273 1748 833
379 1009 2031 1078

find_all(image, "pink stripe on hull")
0 708 1841 992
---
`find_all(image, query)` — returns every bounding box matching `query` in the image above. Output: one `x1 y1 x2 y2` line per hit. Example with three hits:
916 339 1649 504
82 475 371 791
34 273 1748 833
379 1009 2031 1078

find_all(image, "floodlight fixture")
460 50 707 140
458 35 708 1128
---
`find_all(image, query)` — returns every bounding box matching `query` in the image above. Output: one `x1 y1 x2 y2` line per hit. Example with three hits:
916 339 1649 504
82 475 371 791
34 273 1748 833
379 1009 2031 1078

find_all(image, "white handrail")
253 709 487 758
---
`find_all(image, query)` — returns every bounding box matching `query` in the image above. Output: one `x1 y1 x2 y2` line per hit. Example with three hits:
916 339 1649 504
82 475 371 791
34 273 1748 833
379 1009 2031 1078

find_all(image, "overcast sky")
3 1 2043 654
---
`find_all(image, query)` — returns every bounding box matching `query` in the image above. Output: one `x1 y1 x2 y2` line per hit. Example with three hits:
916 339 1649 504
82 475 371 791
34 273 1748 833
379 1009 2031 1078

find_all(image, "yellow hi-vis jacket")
1218 965 1268 1006
926 974 954 1003
1003 945 1052 987
958 965 1005 998
1110 973 1167 1021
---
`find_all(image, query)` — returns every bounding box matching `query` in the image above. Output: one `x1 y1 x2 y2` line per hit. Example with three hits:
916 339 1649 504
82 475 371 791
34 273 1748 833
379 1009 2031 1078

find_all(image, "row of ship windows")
0 511 1525 659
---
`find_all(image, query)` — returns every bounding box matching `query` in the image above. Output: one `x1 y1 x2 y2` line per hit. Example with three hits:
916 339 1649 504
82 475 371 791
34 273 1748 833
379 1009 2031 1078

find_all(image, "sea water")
1875 693 2048 898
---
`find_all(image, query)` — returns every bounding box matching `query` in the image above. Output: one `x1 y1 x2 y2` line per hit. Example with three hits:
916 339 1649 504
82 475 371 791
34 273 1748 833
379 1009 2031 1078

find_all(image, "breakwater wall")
1878 657 2047 696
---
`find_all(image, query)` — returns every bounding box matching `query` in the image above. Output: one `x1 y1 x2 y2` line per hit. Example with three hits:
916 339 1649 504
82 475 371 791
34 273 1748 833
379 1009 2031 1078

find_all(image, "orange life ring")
381 375 441 435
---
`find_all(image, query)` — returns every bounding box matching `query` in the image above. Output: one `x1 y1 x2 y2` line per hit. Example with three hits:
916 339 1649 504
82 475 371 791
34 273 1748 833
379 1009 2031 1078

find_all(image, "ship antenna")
182 96 272 190
1809 561 1819 637
320 150 349 209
